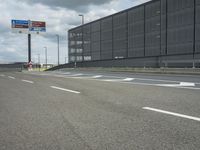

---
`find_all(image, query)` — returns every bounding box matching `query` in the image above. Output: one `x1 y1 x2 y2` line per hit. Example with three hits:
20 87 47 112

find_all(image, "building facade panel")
68 0 199 68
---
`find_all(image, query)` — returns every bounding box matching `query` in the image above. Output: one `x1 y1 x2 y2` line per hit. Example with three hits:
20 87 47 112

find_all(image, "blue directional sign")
11 20 29 29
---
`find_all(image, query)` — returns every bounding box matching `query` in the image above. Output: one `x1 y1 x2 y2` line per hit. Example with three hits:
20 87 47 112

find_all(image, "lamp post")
37 54 40 71
44 47 47 69
56 34 60 65
79 14 84 25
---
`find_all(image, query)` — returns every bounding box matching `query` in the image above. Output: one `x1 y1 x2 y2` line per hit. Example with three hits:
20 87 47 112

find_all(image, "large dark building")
68 0 200 68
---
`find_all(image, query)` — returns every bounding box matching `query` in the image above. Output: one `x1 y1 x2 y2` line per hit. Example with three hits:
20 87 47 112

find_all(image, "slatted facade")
68 0 199 68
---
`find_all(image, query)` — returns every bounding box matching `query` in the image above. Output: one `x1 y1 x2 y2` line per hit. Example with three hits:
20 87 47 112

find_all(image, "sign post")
11 19 46 71
28 34 31 63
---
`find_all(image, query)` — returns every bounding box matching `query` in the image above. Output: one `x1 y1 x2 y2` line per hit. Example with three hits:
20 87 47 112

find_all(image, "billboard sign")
11 20 46 34
11 20 29 33
29 21 46 34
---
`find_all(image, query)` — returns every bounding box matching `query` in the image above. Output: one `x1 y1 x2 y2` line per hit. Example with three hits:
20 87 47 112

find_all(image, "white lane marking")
122 81 200 90
92 75 103 78
180 82 195 86
50 86 80 94
103 79 118 82
143 107 200 122
8 76 15 79
24 72 200 90
70 73 83 77
123 78 134 81
0 74 5 77
156 82 195 87
21 80 34 84
63 72 71 75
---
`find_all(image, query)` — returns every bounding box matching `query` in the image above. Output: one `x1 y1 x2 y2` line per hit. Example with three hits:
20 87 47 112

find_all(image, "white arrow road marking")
50 86 80 94
8 76 15 79
21 80 34 84
143 107 200 122
92 75 103 78
123 78 134 81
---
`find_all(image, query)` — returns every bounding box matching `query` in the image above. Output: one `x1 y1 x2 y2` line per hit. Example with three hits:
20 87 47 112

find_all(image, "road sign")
11 20 46 34
11 20 29 33
29 21 46 34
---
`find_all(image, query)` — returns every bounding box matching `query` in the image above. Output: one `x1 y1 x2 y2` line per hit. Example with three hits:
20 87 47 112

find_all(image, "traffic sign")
11 20 29 33
29 21 46 34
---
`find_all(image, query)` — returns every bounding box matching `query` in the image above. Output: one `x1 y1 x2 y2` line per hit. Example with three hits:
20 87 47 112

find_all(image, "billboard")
29 21 46 34
11 20 46 34
11 20 29 33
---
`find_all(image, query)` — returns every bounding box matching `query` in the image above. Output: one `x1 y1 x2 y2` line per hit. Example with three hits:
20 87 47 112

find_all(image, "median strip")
50 86 80 94
8 76 15 79
21 80 34 84
143 107 200 122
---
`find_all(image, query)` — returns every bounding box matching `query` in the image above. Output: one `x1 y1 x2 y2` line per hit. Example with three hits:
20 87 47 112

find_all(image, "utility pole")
56 34 60 65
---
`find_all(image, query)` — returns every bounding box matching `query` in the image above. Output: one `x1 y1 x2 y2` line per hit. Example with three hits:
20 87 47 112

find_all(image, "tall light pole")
38 53 40 71
56 34 60 65
44 47 47 69
79 14 84 25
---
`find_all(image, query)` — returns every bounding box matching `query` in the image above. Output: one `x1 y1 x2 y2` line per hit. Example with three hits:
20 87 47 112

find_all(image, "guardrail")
0 64 23 72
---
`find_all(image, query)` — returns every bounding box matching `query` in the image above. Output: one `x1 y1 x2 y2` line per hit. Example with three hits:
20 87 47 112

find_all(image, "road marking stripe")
0 74 5 77
70 74 83 76
92 75 103 78
8 76 15 79
143 107 200 122
180 82 195 86
123 78 134 81
50 86 80 94
21 80 34 84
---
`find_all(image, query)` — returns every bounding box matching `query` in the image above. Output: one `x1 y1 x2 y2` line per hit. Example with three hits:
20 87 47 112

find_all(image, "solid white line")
21 80 34 84
8 76 15 79
50 86 80 94
143 107 200 122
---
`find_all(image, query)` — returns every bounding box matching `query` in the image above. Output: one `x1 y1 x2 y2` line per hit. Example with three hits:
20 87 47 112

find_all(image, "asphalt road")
0 70 200 150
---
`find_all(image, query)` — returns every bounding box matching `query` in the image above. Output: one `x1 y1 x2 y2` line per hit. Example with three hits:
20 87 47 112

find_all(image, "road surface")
0 70 200 150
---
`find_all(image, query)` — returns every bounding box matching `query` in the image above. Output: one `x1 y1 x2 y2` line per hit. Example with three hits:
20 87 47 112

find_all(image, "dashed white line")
70 73 83 77
21 80 34 84
123 78 134 81
50 86 80 94
92 75 103 78
180 82 195 87
143 107 200 122
8 76 15 79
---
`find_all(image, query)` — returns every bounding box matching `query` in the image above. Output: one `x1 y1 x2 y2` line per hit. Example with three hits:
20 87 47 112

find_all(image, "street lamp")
79 14 84 25
38 53 40 71
44 47 47 69
56 34 60 65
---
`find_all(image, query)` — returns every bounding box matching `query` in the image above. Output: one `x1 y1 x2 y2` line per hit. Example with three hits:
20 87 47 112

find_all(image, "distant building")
68 0 200 68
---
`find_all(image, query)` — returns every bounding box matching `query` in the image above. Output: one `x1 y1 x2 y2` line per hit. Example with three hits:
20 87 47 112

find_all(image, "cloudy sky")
0 0 150 64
